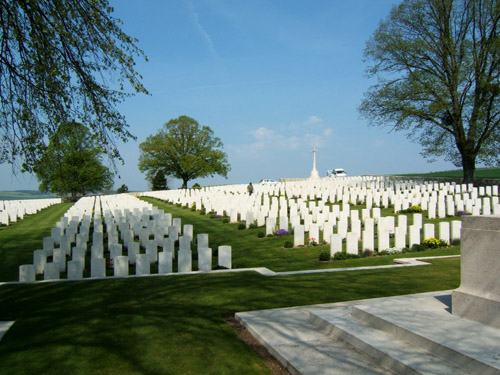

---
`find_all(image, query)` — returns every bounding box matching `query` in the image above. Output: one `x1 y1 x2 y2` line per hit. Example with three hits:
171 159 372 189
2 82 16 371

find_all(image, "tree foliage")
0 0 148 171
139 116 230 189
35 122 114 201
116 184 129 193
360 0 500 183
151 170 168 191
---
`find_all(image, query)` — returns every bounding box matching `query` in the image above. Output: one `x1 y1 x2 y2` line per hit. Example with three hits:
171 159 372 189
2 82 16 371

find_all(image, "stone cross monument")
309 147 320 179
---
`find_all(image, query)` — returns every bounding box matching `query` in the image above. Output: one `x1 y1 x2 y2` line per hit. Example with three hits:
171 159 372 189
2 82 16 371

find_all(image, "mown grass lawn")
0 198 461 375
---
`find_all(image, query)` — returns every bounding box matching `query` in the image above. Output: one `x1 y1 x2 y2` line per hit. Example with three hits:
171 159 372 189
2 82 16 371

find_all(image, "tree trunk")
181 177 189 189
461 152 476 184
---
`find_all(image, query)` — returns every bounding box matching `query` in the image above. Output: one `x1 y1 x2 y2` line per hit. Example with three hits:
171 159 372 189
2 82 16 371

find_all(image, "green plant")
257 231 265 238
249 223 257 229
284 240 293 248
333 252 360 260
266 234 274 237
319 251 331 261
409 205 422 212
362 249 375 257
222 218 230 224
422 238 447 249
237 223 246 230
450 238 460 246
411 244 426 252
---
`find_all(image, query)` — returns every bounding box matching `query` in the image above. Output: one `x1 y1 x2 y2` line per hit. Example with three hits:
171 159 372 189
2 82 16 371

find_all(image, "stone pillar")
452 216 500 328
218 246 232 269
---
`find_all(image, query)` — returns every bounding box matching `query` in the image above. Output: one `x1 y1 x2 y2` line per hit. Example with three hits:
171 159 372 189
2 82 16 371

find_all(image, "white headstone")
19 264 35 283
158 251 173 274
136 254 150 275
294 225 305 247
90 258 106 278
113 256 129 277
67 260 83 280
33 250 46 274
218 246 232 269
198 247 212 272
44 262 60 280
178 250 192 273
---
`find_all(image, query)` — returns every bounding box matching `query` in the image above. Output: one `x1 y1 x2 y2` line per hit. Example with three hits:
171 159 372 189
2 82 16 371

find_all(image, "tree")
35 122 114 201
0 0 148 172
359 0 500 183
139 116 230 189
151 170 168 191
116 184 129 194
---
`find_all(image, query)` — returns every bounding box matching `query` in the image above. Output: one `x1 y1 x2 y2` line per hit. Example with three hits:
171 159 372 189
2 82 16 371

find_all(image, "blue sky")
1 0 460 191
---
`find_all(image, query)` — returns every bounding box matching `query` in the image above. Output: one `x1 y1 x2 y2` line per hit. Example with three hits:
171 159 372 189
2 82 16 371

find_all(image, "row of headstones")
19 194 232 282
0 198 62 226
141 179 499 227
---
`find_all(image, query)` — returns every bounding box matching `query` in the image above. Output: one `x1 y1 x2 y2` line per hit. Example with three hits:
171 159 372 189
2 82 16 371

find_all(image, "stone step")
310 307 474 375
350 303 500 375
236 306 399 375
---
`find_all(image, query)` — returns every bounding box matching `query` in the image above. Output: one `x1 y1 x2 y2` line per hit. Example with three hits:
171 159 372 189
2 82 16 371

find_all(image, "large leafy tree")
360 0 500 183
35 122 114 201
0 0 148 171
151 170 168 191
139 116 230 189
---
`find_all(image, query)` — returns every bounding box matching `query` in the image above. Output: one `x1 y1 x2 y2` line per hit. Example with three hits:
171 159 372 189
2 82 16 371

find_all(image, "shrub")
450 238 460 246
277 229 291 236
191 206 197 212
411 244 426 252
222 218 230 224
191 183 201 190
319 251 331 261
308 237 318 247
284 240 293 248
199 208 206 215
362 249 374 257
237 223 246 230
249 223 257 229
266 234 274 237
333 252 360 260
257 231 265 238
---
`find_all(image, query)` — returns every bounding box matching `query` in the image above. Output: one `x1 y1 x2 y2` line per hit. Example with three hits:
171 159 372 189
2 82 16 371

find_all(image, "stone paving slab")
0 321 14 342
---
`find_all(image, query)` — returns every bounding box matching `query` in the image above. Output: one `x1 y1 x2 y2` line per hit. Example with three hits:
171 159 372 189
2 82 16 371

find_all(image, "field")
0 191 59 201
397 167 500 179
0 198 462 374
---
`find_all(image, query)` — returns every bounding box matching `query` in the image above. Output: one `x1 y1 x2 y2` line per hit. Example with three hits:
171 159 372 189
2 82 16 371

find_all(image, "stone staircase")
236 291 500 375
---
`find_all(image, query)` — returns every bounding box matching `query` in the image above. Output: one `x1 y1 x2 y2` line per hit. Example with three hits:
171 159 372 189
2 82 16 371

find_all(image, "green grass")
0 258 460 375
0 198 462 374
397 167 500 179
0 202 73 281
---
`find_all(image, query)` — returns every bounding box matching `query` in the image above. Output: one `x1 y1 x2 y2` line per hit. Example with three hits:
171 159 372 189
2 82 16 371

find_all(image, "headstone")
178 250 192 273
452 216 500 328
409 225 420 247
113 256 129 277
330 234 342 256
294 225 305 247
19 264 35 283
44 262 60 280
218 246 231 269
158 251 173 274
33 250 46 274
67 260 83 280
90 258 106 278
127 242 140 264
346 232 358 255
197 233 209 251
53 248 66 272
362 230 374 251
145 240 158 263
198 247 212 272
377 229 390 251
439 221 450 244
136 254 150 275
423 223 435 240
395 227 406 249
43 237 54 254
91 244 103 259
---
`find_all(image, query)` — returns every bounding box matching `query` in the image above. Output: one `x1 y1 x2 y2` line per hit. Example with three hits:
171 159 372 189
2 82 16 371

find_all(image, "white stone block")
330 234 342 256
294 225 305 247
114 256 129 277
362 230 374 251
198 247 212 272
424 223 435 240
53 248 66 272
43 237 54 253
346 232 358 255
377 230 390 251
158 251 172 274
91 244 103 259
90 258 106 278
197 233 209 251
309 224 319 244
178 250 192 273
19 264 35 283
409 225 420 247
218 246 232 269
395 227 406 249
68 260 83 280
127 242 140 264
136 254 150 275
33 250 46 274
413 213 423 229
145 240 158 263
451 220 461 241
44 262 60 280
265 217 275 235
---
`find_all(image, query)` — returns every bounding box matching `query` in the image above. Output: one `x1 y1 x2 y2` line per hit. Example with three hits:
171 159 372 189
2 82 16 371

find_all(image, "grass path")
0 202 73 282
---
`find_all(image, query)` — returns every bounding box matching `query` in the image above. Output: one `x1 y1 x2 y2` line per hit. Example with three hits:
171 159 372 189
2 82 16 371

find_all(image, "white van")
326 168 347 177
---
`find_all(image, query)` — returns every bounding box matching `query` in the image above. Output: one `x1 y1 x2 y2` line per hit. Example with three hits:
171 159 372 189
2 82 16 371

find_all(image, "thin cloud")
186 0 220 59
